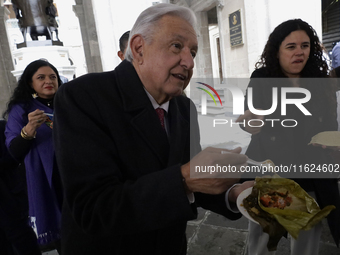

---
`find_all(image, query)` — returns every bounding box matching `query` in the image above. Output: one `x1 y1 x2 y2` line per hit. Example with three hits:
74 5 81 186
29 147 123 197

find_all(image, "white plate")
236 187 259 224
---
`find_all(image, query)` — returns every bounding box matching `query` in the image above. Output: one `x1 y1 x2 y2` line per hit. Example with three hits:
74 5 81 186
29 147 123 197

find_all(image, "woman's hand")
25 109 47 136
236 110 264 135
311 143 340 151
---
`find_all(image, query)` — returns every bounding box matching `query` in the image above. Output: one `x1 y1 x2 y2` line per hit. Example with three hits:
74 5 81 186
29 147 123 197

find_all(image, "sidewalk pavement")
42 250 58 255
186 208 339 255
42 210 340 255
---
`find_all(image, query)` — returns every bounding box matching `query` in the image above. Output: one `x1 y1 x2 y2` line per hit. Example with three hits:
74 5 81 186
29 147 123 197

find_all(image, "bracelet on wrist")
21 126 36 140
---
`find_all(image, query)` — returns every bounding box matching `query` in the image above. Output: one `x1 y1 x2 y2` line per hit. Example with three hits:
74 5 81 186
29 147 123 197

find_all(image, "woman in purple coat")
3 59 63 253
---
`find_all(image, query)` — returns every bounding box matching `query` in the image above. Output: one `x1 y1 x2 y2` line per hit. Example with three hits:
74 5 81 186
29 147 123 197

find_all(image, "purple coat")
5 99 61 246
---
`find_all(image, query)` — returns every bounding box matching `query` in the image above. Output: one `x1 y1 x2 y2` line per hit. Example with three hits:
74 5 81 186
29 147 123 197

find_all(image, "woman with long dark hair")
238 19 339 255
3 59 63 253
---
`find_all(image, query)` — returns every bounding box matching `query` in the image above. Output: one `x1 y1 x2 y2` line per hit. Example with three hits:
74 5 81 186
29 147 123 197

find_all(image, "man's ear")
130 34 144 64
117 51 124 61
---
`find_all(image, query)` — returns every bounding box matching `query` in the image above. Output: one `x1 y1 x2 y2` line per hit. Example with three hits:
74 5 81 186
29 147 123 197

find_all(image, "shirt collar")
144 89 169 113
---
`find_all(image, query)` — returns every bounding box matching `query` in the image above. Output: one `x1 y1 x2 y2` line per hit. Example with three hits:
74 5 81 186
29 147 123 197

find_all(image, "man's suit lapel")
167 99 190 166
130 108 170 167
131 98 190 168
115 61 170 166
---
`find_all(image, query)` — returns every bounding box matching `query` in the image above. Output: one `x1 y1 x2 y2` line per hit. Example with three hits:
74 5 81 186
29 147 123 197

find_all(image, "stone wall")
194 11 213 78
73 0 103 73
218 0 249 78
0 6 16 116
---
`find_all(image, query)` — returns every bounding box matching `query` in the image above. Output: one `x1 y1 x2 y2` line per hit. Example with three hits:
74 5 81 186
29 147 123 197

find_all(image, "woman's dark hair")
2 59 61 119
256 19 328 78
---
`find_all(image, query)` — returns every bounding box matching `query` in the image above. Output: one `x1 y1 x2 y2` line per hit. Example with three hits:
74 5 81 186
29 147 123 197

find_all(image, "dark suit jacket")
53 60 240 255
0 120 38 255
0 120 28 219
244 68 340 246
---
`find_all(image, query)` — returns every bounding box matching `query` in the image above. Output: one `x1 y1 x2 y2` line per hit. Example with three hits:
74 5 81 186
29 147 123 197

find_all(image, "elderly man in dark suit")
53 3 252 255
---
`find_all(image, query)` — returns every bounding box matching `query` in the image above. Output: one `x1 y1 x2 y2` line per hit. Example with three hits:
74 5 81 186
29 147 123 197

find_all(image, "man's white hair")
125 3 197 62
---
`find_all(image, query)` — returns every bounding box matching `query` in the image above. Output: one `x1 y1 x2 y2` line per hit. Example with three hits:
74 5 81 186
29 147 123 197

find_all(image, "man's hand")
236 109 264 135
228 181 254 204
181 147 247 195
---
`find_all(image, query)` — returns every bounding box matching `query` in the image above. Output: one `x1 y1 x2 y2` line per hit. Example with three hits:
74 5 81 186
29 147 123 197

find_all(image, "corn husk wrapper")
256 175 335 240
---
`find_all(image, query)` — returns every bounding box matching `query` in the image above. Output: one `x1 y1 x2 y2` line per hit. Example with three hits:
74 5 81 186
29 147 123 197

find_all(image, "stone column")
0 6 17 116
194 11 213 78
73 0 102 73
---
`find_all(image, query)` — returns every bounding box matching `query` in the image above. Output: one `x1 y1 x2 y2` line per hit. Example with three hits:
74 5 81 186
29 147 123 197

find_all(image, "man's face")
137 15 198 104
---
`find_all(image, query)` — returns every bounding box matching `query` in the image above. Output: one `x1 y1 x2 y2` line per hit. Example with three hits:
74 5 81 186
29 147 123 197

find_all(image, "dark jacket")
53 60 240 255
0 120 40 255
0 120 27 220
244 68 340 246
